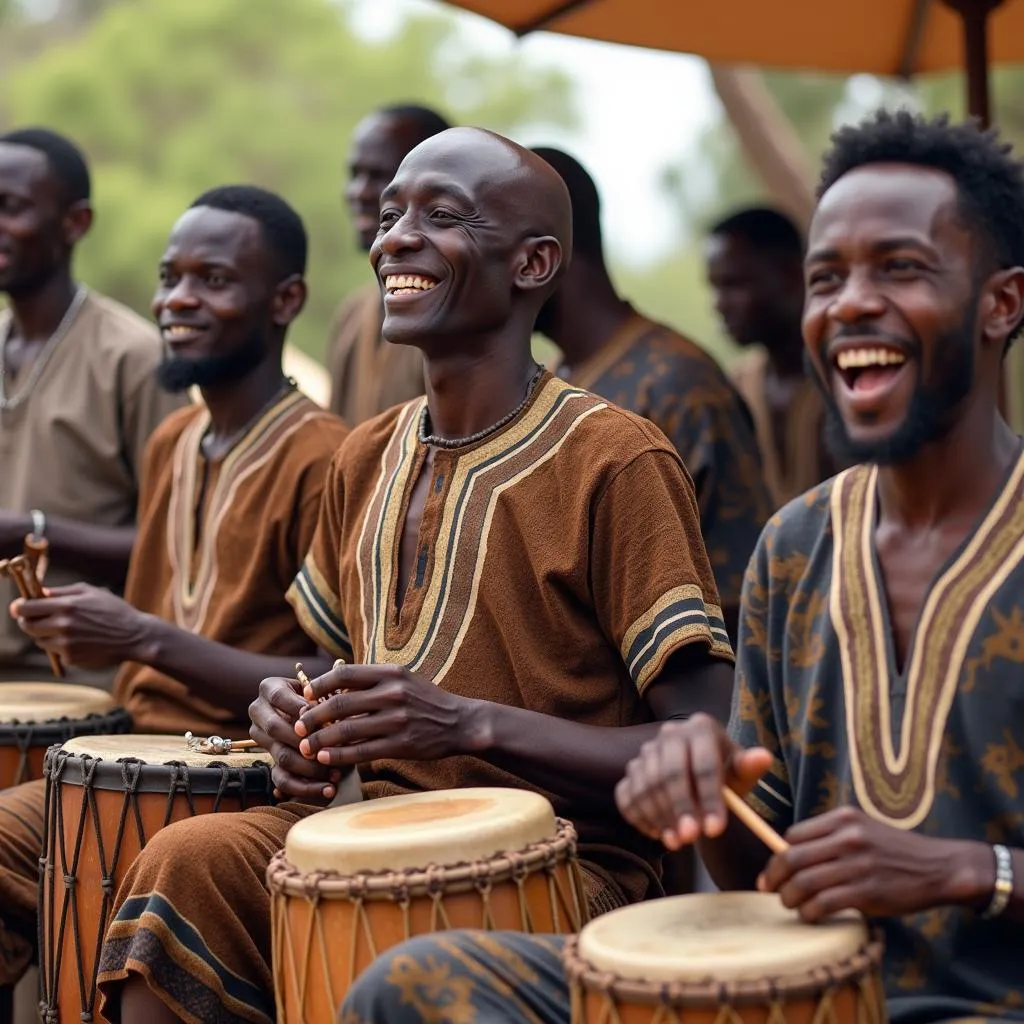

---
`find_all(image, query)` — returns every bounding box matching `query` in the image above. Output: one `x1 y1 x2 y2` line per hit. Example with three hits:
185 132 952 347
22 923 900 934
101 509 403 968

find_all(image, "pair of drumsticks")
0 534 63 679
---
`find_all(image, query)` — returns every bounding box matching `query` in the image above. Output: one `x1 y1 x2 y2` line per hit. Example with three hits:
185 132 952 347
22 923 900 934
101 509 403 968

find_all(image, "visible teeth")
384 275 437 293
164 325 200 337
835 347 907 370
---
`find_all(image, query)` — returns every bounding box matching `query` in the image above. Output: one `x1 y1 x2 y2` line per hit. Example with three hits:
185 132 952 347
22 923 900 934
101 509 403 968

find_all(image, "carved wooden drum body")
268 787 587 1024
0 682 130 789
564 892 886 1024
39 734 274 1024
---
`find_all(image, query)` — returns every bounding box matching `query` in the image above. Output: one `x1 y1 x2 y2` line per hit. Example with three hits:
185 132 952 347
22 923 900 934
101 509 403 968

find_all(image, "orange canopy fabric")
442 0 1024 77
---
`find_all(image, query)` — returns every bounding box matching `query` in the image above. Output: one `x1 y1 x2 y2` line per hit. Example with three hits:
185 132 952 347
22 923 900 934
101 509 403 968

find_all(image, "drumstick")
5 556 64 679
723 786 789 854
23 533 49 584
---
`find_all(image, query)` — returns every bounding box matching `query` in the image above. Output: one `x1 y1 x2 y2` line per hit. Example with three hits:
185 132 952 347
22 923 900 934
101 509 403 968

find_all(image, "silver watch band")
982 844 1013 919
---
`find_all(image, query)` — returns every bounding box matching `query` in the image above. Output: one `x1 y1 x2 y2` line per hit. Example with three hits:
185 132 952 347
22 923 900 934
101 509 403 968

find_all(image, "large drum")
39 734 275 1024
564 892 886 1024
268 787 587 1024
0 682 131 789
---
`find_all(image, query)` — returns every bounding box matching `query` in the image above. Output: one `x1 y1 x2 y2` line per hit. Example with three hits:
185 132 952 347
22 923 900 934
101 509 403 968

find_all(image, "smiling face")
369 128 568 352
803 163 987 464
153 206 289 392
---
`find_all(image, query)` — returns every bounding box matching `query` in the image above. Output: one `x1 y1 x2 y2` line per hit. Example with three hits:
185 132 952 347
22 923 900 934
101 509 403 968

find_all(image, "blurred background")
1 0 1019 371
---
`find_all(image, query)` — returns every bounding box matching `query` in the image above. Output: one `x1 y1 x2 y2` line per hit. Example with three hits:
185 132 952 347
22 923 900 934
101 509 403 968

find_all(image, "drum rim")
0 706 132 742
266 816 579 899
42 743 275 795
562 932 885 1005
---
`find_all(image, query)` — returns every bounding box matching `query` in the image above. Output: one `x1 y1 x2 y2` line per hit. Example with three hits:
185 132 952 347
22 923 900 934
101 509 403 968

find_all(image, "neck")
6 269 78 344
422 337 538 441
762 323 805 378
548 265 633 369
199 358 288 439
875 393 1018 530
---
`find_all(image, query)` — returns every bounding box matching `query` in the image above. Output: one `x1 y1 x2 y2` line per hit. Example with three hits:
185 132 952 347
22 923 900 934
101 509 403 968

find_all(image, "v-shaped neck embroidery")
829 452 1024 827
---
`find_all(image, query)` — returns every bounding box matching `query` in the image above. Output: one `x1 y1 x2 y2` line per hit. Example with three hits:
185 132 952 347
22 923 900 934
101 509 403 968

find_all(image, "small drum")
39 734 275 1024
564 892 886 1024
268 787 587 1024
0 682 131 789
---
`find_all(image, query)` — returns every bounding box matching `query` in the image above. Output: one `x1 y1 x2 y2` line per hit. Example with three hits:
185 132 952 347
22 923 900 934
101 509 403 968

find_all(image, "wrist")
941 840 997 911
128 611 165 664
458 698 496 756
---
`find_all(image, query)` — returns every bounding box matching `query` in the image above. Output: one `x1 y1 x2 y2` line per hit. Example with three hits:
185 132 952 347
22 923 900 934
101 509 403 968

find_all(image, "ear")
271 275 307 328
63 201 92 247
512 236 563 294
979 266 1024 352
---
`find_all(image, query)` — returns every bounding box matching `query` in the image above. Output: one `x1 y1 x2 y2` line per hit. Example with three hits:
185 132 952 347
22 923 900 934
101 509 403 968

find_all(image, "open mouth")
833 345 909 396
384 274 438 298
161 324 209 346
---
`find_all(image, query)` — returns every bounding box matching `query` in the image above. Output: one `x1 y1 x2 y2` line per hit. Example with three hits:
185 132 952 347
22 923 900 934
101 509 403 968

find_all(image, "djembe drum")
564 891 886 1024
39 734 275 1024
268 787 587 1024
0 682 131 789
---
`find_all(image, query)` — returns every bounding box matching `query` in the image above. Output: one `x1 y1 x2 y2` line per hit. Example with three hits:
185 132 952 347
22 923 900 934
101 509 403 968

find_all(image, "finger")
300 710 394 757
265 679 311 721
271 765 336 802
272 742 339 782
305 663 406 700
687 727 729 837
10 598 69 620
303 735 402 768
759 835 844 893
303 659 348 701
249 708 307 751
789 883 865 924
773 859 867 916
729 747 774 793
296 688 386 737
783 806 859 844
655 731 701 845
618 752 667 842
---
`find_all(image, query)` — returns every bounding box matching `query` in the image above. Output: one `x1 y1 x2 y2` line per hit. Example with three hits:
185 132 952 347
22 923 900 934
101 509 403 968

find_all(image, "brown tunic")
326 281 425 426
0 290 187 683
113 389 350 735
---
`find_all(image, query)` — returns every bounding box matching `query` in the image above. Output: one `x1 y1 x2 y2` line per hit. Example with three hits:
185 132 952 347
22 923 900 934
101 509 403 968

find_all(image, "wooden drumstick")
23 533 49 583
723 786 789 854
5 556 64 679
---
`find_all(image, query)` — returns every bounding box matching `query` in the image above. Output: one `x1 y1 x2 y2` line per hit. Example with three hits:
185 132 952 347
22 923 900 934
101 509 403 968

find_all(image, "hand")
758 806 990 923
295 663 474 767
248 676 343 804
615 713 773 849
10 583 148 668
0 510 31 557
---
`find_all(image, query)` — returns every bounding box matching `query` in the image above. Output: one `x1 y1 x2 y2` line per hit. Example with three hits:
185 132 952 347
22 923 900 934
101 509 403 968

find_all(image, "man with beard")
340 111 1024 1024
0 127 185 684
533 147 771 642
0 185 348 1015
328 105 450 424
707 207 839 506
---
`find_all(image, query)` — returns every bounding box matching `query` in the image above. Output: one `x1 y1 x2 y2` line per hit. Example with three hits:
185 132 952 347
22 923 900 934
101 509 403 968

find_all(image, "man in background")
0 127 185 685
707 206 838 505
327 104 450 424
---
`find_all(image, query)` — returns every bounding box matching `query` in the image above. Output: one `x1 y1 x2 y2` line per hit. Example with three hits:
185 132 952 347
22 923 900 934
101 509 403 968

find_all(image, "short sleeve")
285 454 353 661
727 523 794 829
591 448 734 696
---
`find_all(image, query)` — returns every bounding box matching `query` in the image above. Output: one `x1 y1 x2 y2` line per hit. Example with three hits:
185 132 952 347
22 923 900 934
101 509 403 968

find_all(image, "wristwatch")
29 509 46 540
982 844 1013 919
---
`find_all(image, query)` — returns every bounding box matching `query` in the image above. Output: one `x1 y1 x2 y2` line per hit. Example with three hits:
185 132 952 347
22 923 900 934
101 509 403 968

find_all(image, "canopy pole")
944 0 1005 127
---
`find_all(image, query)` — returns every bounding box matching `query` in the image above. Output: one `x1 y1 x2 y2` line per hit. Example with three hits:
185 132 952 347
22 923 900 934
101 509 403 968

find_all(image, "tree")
0 0 577 359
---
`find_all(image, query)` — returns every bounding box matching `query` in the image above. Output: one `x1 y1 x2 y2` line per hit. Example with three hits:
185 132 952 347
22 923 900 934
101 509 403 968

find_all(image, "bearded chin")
809 315 977 468
156 329 267 393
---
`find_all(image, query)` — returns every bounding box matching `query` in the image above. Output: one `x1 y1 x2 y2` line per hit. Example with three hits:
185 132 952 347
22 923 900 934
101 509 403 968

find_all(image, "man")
533 147 771 640
0 127 186 684
95 128 736 1024
0 185 348 1013
707 206 838 505
328 104 450 424
341 111 1024 1024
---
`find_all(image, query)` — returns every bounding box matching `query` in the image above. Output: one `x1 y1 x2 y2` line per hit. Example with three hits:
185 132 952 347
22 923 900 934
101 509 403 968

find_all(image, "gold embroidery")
385 952 478 1024
981 730 1024 800
831 455 1024 827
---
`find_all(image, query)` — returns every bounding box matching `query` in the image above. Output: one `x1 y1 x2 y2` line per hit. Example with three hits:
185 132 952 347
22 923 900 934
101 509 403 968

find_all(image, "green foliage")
0 0 576 359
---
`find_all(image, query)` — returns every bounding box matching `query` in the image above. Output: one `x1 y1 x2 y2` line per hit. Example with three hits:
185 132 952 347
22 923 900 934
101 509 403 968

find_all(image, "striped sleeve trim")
285 555 352 660
622 585 734 692
747 760 793 827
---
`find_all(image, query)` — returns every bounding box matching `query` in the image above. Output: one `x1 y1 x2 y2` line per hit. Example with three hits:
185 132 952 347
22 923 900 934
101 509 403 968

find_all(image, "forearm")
944 840 1024 923
137 616 332 722
42 516 135 588
697 814 772 891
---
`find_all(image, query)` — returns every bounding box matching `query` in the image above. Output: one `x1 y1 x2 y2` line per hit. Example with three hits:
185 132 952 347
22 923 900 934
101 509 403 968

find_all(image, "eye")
157 267 177 287
430 208 458 223
883 257 925 275
205 271 228 288
807 267 841 289
379 209 400 228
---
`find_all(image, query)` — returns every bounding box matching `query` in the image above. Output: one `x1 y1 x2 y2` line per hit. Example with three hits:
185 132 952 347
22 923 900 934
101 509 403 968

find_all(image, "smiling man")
0 127 186 684
96 128 736 1024
340 111 1024 1024
0 185 347 1014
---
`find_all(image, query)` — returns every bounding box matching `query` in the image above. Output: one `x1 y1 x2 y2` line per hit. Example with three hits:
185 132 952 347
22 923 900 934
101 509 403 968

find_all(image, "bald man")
328 104 450 424
98 128 736 1024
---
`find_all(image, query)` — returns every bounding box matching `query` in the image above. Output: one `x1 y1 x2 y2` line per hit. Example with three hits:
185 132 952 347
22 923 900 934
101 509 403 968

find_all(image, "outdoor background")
3 0 1022 368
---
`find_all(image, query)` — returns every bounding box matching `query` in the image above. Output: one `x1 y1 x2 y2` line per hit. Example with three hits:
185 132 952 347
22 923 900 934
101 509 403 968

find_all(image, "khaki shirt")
0 290 187 684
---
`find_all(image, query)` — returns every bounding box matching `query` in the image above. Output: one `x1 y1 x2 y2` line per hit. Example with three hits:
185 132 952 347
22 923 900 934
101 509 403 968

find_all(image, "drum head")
0 682 115 724
285 787 556 875
62 733 273 768
577 892 867 984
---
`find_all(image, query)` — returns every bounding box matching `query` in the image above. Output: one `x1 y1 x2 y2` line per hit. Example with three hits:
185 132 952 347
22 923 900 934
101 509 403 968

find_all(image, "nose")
828 267 886 324
377 211 424 258
162 276 201 312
